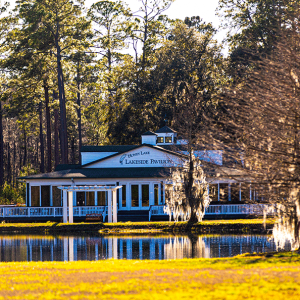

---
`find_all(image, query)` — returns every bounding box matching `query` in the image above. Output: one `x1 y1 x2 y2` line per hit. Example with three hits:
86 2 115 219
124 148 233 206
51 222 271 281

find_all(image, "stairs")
117 210 149 222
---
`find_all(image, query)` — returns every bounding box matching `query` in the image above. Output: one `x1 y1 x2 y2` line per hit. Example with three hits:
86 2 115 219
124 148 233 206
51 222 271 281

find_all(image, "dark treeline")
0 0 297 204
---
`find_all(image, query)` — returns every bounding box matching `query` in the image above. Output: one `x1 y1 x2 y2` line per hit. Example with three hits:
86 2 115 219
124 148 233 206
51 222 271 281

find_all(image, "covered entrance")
57 185 122 223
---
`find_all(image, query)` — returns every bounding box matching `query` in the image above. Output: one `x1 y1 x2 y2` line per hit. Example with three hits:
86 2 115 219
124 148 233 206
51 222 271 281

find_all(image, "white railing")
149 204 275 220
1 204 274 221
0 206 107 220
73 206 107 218
149 205 166 221
205 204 274 215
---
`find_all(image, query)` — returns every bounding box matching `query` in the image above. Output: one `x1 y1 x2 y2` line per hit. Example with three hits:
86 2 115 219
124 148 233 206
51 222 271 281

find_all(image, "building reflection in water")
0 235 291 262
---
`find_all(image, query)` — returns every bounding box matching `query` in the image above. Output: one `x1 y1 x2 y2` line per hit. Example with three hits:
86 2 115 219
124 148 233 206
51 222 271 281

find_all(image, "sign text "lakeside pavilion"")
119 150 174 165
123 158 173 165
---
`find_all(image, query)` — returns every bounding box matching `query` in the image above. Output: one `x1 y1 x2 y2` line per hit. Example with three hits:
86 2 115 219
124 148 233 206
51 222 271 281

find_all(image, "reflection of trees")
164 235 210 259
273 208 300 251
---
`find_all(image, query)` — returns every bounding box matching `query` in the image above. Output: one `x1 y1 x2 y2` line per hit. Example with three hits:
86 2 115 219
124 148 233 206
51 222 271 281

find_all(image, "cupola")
155 126 177 145
141 131 157 145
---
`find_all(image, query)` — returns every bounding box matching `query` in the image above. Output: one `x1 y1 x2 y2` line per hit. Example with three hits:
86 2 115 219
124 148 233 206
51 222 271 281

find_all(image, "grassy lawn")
0 252 299 299
0 219 275 226
0 219 275 234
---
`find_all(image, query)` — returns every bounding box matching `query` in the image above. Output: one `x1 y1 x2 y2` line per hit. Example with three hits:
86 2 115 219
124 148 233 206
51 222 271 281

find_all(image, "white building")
13 126 258 222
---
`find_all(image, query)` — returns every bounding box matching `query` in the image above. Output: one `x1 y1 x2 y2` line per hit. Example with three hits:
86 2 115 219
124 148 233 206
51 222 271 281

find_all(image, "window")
131 185 139 207
97 191 106 206
142 185 149 207
77 192 85 206
160 182 164 204
154 184 159 205
231 183 240 202
86 192 95 206
157 137 164 143
219 184 229 202
26 184 30 206
31 186 40 207
165 187 171 202
241 183 250 202
122 185 126 207
209 184 218 202
41 186 50 207
52 186 62 206
165 136 172 143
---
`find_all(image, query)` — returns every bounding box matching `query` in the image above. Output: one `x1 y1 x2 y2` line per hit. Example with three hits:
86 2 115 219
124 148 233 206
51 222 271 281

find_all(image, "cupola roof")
155 126 176 133
142 130 157 136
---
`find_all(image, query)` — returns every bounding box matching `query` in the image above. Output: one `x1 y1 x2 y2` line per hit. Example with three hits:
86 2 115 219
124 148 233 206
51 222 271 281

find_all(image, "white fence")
0 206 107 220
0 204 274 222
149 204 275 221
205 204 273 215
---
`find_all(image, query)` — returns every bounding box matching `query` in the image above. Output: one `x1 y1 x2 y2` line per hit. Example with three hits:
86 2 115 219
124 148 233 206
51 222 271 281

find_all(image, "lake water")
0 234 291 262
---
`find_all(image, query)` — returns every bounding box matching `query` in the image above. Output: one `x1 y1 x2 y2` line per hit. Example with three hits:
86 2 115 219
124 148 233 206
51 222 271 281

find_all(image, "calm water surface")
0 234 291 262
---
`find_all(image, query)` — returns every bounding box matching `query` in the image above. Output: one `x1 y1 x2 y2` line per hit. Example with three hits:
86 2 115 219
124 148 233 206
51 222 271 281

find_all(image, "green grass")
0 219 275 234
0 219 275 227
0 252 299 299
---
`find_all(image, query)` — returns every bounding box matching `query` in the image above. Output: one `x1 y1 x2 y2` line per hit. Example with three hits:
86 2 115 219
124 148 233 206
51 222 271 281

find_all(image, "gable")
83 145 185 168
81 152 118 165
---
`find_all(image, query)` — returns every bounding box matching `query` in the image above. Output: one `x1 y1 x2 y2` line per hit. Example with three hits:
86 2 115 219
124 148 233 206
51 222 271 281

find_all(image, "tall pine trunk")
55 39 68 164
53 91 60 168
0 101 3 187
13 142 16 187
6 143 11 184
187 155 198 223
39 101 45 173
44 81 52 172
76 60 82 155
71 137 76 164
22 123 27 167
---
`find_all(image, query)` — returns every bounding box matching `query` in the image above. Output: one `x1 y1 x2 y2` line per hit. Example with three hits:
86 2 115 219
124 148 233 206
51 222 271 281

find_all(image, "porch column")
95 191 98 206
50 185 53 207
218 183 220 201
68 191 73 223
228 184 231 201
239 183 242 201
63 190 68 223
113 190 117 223
108 190 112 223
29 184 32 207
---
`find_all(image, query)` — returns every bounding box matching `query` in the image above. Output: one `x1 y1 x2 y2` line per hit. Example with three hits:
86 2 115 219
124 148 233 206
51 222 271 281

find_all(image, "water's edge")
0 221 274 235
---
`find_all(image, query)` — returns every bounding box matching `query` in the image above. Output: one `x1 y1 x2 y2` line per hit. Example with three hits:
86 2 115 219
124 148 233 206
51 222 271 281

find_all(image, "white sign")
119 150 173 165
85 146 182 168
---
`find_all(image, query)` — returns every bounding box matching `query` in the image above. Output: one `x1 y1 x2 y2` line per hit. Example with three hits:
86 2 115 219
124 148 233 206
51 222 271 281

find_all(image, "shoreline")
0 219 275 235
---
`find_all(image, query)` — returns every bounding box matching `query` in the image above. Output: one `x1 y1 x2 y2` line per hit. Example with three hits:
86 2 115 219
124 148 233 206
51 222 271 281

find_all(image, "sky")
85 0 227 48
85 0 221 26
7 0 226 47
85 0 223 34
8 0 222 32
